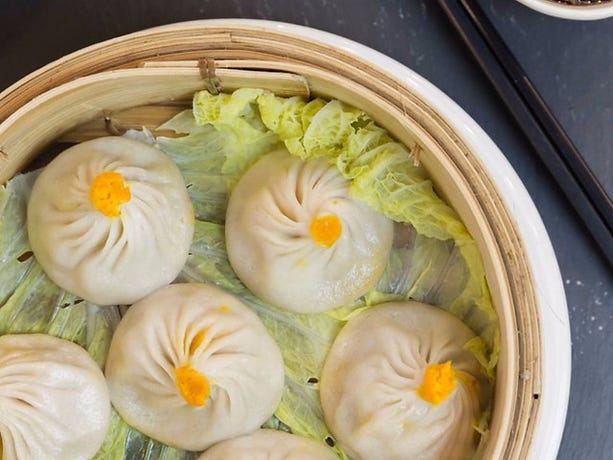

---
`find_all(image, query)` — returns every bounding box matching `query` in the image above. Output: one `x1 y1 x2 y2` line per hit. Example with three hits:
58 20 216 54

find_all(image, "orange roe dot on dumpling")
174 364 210 407
188 330 207 355
89 171 131 217
309 214 342 248
417 361 457 405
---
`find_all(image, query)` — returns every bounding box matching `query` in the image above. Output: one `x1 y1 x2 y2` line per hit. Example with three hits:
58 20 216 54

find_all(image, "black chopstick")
437 0 613 267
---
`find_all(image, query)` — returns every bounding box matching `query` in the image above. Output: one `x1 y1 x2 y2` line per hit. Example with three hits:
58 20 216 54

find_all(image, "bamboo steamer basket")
0 20 550 460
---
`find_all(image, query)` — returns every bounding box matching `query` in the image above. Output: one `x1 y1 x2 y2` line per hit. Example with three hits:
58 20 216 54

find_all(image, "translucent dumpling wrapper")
192 89 498 375
104 283 285 451
180 220 347 458
320 301 488 460
0 333 110 460
0 172 121 370
225 149 393 313
26 136 194 306
197 429 338 460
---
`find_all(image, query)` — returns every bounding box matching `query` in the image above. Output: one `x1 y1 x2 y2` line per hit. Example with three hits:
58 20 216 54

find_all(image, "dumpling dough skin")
225 150 393 313
0 334 110 460
27 136 194 306
198 429 338 460
320 301 487 460
105 283 285 451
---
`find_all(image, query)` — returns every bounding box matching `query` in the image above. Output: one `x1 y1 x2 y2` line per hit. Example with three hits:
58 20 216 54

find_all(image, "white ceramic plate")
515 0 613 20
223 19 571 460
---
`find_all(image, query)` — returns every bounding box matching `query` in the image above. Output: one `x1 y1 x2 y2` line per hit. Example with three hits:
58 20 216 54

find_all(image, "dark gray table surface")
1 0 611 458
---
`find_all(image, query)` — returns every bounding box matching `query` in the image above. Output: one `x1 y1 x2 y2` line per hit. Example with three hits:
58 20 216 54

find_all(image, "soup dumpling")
225 150 393 313
320 301 488 460
104 283 285 451
198 429 338 460
27 136 194 305
0 333 110 460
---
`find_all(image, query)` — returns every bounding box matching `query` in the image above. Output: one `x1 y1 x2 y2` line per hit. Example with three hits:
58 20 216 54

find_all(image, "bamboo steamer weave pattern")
0 21 541 460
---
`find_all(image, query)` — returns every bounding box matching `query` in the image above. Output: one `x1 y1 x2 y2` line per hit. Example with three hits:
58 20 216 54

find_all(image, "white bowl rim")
163 18 572 460
514 0 613 20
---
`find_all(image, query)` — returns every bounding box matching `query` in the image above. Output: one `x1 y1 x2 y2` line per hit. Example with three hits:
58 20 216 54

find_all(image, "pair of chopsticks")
437 0 613 267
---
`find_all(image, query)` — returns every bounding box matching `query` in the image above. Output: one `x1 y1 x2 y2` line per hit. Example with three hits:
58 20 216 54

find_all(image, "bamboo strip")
140 62 310 97
0 68 204 182
57 105 188 143
57 65 310 143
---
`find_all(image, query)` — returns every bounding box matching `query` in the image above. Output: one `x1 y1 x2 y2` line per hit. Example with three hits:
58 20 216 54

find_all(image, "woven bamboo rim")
0 22 541 459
